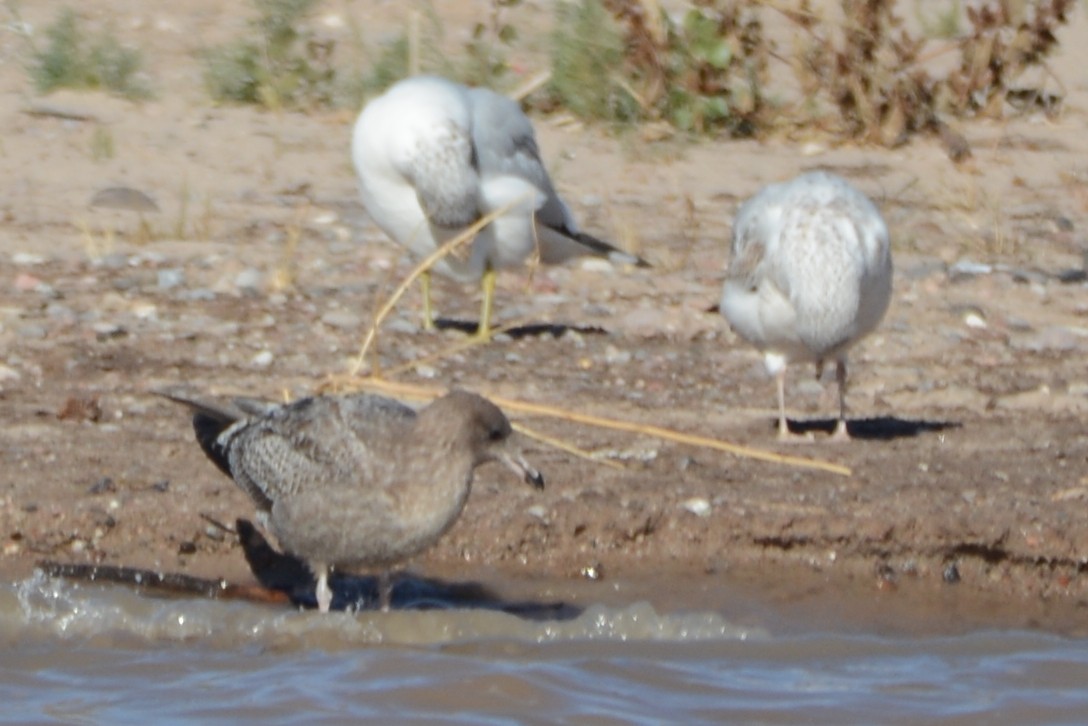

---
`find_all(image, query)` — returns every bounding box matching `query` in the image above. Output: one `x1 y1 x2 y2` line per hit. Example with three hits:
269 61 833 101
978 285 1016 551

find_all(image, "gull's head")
431 390 544 490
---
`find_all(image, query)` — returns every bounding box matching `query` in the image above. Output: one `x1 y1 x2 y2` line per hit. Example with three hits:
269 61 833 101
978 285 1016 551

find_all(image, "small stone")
321 309 362 329
1011 326 1087 353
580 563 604 581
12 252 45 266
88 476 116 494
943 563 961 584
578 258 615 274
234 268 263 292
252 350 274 368
413 364 437 379
92 321 126 339
0 364 20 383
384 317 418 334
680 497 712 517
45 303 76 323
17 324 47 339
949 259 993 280
157 268 185 290
179 288 216 302
604 345 632 365
94 253 128 270
14 273 43 292
526 504 548 521
962 311 987 329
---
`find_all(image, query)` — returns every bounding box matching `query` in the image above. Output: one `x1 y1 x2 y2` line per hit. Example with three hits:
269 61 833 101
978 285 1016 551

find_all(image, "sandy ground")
2 1 1088 629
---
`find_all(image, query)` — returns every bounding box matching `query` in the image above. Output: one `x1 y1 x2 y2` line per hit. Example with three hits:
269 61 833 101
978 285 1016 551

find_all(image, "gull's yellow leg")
474 265 496 341
420 269 435 330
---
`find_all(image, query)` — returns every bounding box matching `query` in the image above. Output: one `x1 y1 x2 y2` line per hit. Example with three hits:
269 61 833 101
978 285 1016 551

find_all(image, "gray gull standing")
351 74 647 340
159 388 544 612
720 171 893 441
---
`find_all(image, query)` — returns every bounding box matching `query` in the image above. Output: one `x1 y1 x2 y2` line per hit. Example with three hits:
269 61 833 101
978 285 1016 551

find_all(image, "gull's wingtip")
568 230 651 268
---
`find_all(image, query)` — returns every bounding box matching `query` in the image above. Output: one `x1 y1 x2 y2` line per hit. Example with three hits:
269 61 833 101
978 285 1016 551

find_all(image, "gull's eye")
488 426 505 441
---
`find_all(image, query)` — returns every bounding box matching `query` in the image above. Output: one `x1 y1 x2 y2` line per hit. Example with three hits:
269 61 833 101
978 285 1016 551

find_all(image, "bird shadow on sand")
786 416 961 441
236 520 579 620
434 318 607 339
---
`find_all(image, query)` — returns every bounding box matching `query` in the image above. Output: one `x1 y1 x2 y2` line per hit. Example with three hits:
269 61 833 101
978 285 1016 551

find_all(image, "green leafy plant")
28 7 152 100
551 0 768 136
460 0 522 88
349 7 446 103
202 0 336 109
90 125 115 161
546 0 1072 150
659 4 767 134
914 0 964 39
547 0 637 123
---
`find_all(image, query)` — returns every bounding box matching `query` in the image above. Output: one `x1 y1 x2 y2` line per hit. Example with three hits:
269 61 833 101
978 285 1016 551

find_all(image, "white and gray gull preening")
159 388 543 612
720 171 893 441
351 74 647 340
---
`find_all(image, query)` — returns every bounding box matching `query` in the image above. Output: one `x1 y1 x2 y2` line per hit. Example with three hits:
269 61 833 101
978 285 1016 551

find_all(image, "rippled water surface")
4 574 1088 724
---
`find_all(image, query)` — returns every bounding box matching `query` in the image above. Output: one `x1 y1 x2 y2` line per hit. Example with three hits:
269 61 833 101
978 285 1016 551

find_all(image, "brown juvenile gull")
158 388 544 612
720 171 893 441
351 74 648 341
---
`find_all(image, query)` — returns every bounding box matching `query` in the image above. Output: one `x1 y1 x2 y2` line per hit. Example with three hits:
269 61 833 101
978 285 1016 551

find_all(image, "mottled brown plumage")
159 388 543 612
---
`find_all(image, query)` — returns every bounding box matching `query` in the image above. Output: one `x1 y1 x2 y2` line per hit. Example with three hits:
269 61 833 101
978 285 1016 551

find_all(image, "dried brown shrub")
582 0 1073 148
601 0 770 135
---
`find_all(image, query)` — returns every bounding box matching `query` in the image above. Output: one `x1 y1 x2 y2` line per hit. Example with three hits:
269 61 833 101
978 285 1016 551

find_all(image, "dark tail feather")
153 387 242 479
539 223 651 268
191 413 235 478
570 230 651 268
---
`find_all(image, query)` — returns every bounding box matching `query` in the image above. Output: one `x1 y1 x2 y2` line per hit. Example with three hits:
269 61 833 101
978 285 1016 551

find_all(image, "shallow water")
4 573 1088 724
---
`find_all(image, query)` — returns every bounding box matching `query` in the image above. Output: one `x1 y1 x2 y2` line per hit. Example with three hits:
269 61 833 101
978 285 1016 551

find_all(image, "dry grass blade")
510 71 552 102
512 422 629 471
343 378 853 477
349 205 512 376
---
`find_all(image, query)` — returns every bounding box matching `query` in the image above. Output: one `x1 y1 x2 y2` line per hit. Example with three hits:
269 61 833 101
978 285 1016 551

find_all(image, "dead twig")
349 205 512 377
512 421 630 472
335 377 852 477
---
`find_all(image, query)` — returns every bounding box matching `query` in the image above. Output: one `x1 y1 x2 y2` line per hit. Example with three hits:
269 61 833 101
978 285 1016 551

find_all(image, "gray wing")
468 87 649 267
468 87 559 212
223 394 417 509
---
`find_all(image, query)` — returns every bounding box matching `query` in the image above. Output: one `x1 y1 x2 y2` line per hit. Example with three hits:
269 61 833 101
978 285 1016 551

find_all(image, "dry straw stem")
511 421 629 471
510 71 552 102
341 377 852 477
272 203 308 292
349 205 512 376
